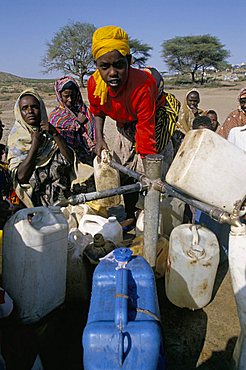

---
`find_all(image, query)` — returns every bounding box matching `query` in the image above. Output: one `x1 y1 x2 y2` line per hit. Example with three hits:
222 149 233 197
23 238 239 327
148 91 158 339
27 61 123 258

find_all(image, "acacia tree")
129 38 152 68
42 22 153 86
42 22 96 87
161 35 230 84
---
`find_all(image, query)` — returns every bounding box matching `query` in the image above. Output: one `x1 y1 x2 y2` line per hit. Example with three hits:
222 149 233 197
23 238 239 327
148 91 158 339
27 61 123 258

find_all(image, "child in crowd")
172 89 204 156
205 110 220 132
192 115 213 130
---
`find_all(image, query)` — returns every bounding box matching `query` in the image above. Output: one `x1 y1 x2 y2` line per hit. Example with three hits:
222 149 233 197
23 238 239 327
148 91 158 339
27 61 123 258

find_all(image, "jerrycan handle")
115 268 128 368
114 248 132 329
115 268 129 329
113 248 132 367
101 149 111 164
14 206 60 229
188 225 205 258
94 149 111 166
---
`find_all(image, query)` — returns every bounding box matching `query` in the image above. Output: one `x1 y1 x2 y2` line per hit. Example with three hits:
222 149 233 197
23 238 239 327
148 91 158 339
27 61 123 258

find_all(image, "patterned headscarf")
54 76 83 113
238 87 246 113
49 76 95 149
91 25 130 105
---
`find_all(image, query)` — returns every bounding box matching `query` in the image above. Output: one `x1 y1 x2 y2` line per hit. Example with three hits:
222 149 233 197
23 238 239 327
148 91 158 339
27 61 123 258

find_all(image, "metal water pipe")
143 154 163 268
54 182 146 207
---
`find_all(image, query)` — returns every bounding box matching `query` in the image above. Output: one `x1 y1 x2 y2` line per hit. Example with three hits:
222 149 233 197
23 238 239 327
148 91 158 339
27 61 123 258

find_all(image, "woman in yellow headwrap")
87 25 179 226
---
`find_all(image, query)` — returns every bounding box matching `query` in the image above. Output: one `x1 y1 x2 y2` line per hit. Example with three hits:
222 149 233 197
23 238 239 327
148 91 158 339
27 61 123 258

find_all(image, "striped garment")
155 93 181 152
49 76 95 158
49 104 95 150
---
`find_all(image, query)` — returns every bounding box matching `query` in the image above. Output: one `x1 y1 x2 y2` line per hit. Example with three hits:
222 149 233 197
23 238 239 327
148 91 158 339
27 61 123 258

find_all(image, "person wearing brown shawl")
218 87 246 139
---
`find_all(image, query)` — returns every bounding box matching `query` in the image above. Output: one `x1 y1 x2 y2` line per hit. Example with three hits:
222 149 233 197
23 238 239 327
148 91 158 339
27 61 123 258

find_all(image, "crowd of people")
0 24 245 369
1 25 245 229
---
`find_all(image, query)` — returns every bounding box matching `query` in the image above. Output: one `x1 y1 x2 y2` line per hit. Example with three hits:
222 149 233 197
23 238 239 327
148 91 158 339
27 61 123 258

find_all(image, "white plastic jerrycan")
165 224 220 310
136 195 185 238
93 149 121 208
66 228 93 304
229 223 246 369
165 129 246 214
159 195 185 237
61 203 97 231
79 214 123 245
2 206 68 324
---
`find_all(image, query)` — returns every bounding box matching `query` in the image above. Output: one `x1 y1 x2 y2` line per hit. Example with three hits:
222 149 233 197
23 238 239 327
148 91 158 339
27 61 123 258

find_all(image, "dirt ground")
0 81 245 369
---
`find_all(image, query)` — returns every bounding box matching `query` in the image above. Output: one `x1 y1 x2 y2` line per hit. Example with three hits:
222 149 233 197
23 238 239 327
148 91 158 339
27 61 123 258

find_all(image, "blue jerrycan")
82 248 166 370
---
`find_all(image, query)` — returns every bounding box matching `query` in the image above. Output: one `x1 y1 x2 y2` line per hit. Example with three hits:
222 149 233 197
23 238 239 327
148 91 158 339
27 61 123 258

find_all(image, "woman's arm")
40 121 74 164
94 116 108 157
17 131 42 184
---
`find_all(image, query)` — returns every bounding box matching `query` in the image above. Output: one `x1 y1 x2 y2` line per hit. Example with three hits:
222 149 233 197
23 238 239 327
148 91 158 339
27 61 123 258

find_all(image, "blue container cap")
113 248 132 263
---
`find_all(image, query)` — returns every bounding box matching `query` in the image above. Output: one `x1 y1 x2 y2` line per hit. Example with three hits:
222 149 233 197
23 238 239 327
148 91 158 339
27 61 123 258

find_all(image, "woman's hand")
18 131 43 184
40 121 74 164
40 121 58 136
77 112 88 125
94 138 108 157
190 105 199 116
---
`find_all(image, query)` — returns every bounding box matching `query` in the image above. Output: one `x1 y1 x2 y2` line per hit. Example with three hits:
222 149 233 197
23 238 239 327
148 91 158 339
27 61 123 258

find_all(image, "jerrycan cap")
108 216 117 222
113 248 132 263
187 244 205 259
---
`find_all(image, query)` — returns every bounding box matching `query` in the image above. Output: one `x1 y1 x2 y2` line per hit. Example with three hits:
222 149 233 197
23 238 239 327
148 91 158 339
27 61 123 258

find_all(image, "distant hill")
0 71 26 83
0 71 55 83
0 72 56 95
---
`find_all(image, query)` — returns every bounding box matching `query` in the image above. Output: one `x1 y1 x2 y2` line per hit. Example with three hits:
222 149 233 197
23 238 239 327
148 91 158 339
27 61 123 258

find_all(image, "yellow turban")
92 25 130 60
91 26 130 105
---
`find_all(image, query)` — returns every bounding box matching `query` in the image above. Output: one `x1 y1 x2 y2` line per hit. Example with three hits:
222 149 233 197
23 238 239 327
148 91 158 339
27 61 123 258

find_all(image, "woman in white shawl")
7 89 76 207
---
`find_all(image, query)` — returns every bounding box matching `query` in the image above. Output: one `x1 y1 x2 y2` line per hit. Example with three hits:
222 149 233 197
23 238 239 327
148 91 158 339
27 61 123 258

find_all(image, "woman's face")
60 89 78 109
19 95 41 127
187 92 200 109
96 50 129 92
207 113 218 130
239 98 246 113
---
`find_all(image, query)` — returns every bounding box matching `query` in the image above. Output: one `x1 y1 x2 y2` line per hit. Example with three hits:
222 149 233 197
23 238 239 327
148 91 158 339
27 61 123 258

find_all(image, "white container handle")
188 225 205 258
80 214 107 228
191 225 199 246
101 149 111 163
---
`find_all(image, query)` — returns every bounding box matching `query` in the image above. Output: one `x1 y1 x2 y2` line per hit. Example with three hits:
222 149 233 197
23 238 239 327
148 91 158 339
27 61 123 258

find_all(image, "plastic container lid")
113 248 132 262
